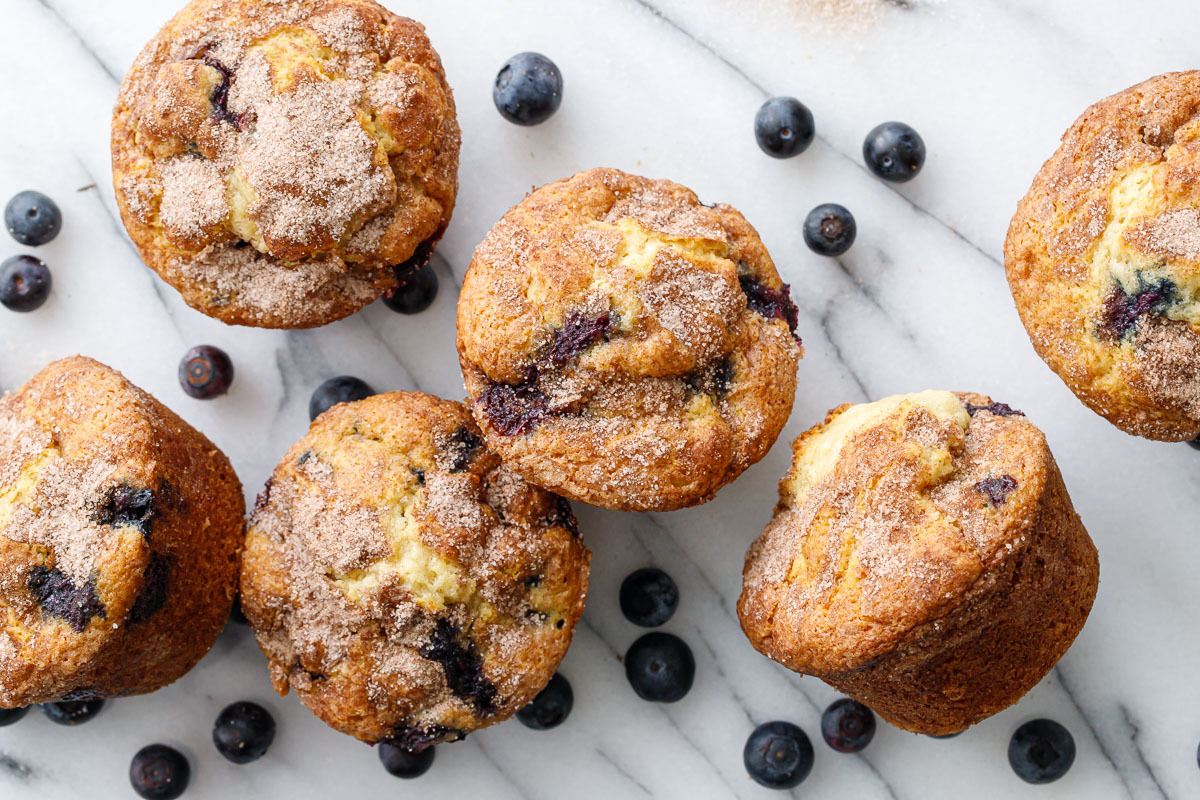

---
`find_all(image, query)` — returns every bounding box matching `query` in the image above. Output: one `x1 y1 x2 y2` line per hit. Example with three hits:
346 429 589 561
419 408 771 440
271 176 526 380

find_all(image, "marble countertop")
2 0 1199 797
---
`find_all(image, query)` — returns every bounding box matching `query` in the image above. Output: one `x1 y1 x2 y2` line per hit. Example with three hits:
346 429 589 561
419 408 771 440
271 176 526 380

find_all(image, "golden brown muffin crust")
112 0 459 328
0 357 245 707
457 167 803 512
1005 71 1200 440
240 391 589 748
738 392 1098 734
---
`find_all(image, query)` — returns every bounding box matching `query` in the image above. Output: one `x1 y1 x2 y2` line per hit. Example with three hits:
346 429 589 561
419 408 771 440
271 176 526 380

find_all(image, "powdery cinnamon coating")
112 0 459 328
457 168 803 512
0 357 244 707
240 391 589 748
1005 71 1200 440
737 393 1098 735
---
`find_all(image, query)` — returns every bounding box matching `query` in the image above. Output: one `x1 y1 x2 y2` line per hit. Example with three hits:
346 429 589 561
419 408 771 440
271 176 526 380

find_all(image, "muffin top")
738 391 1052 676
1005 71 1200 440
457 167 803 512
241 391 589 748
0 357 244 705
112 0 459 328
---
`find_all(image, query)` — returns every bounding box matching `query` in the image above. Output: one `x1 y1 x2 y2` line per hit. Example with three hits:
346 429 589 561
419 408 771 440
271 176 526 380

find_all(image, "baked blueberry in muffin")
457 168 803 512
0 357 244 708
738 391 1098 735
1006 71 1200 440
111 0 459 328
240 391 589 748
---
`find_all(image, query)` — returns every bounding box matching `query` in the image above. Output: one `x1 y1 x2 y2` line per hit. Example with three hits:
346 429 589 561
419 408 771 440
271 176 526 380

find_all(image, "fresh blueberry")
863 121 926 183
178 345 234 399
0 706 28 727
821 698 876 753
619 567 679 628
803 204 856 257
129 744 190 800
383 265 438 314
0 255 52 312
744 720 815 789
5 191 62 246
624 632 694 703
41 698 105 725
494 52 563 126
378 740 436 779
309 376 375 420
516 672 573 730
213 701 276 764
754 97 815 159
1187 438 1200 451
1008 719 1075 785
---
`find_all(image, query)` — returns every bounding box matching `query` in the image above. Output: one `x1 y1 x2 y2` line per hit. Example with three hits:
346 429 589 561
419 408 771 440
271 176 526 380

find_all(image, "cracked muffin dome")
0 357 244 708
1006 71 1200 440
240 391 590 749
457 167 803 512
737 391 1098 735
111 0 459 329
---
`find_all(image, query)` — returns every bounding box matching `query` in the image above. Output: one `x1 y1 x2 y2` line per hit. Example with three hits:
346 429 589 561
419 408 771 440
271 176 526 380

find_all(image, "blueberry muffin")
1006 71 1200 440
112 0 459 329
457 168 803 512
0 357 244 708
240 391 590 749
738 391 1098 735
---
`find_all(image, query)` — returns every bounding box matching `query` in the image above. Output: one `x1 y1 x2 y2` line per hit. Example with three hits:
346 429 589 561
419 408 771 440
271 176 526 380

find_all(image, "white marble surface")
1 0 1199 797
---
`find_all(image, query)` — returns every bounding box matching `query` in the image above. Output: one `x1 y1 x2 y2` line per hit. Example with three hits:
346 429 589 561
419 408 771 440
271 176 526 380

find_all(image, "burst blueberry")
803 204 856 257
130 744 190 800
5 190 62 246
309 376 376 420
619 567 679 628
0 706 28 727
863 121 926 182
178 345 234 399
744 721 814 789
41 698 106 725
754 97 815 159
820 698 876 753
494 52 563 125
516 672 573 730
624 632 694 703
1008 719 1075 784
378 740 436 779
0 254 52 312
213 701 276 764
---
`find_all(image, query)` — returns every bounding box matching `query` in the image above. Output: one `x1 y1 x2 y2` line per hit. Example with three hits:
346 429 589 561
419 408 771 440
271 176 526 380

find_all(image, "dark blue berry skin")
0 706 28 726
378 741 436 778
516 672 573 730
1187 438 1200 451
1008 719 1075 785
744 721 814 789
5 191 62 246
619 567 679 628
178 345 234 399
309 376 376 420
863 121 926 183
213 701 276 764
624 632 694 703
803 204 856 257
41 698 105 725
130 744 190 800
754 97 815 159
0 255 52 312
494 52 562 126
821 698 876 753
383 266 438 314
